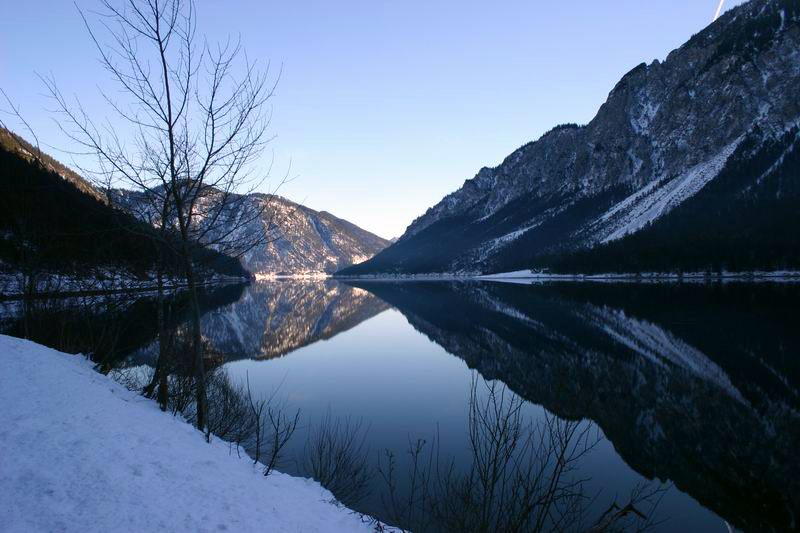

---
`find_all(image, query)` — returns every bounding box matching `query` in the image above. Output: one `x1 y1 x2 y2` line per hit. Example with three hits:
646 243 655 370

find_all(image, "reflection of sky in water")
225 308 721 532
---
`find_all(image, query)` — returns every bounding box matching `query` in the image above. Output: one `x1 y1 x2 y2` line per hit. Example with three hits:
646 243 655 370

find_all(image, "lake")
2 279 797 532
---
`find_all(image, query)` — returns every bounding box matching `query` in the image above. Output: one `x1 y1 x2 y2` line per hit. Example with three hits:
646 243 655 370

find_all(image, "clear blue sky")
1 0 746 239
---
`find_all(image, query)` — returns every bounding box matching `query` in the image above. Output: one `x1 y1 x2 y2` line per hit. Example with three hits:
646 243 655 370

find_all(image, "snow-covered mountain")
341 0 800 276
111 189 390 277
247 197 390 276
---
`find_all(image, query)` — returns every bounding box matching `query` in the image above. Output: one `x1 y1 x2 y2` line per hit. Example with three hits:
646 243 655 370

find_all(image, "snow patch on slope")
472 203 573 262
630 96 660 135
483 221 544 254
749 127 800 190
591 138 743 243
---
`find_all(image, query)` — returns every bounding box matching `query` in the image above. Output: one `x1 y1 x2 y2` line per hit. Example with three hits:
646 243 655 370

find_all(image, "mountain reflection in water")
2 279 796 532
346 281 798 533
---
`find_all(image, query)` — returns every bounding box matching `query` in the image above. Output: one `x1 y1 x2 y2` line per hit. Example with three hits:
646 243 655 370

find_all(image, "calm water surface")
3 280 797 532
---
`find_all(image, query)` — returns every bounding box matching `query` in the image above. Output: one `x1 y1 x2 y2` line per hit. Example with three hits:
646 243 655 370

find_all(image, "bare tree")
378 437 437 532
238 372 299 476
43 0 283 433
0 89 42 162
303 411 372 507
205 368 253 444
262 404 301 476
245 376 268 465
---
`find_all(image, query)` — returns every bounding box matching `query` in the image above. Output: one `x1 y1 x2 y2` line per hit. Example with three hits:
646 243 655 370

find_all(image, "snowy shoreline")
332 270 800 283
334 270 800 284
476 269 800 283
0 335 376 532
0 272 247 300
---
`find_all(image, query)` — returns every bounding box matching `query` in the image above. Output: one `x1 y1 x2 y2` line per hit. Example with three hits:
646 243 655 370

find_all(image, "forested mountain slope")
0 129 247 290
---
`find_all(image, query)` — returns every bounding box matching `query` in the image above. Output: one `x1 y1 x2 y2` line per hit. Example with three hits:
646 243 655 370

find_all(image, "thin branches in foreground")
303 411 372 507
375 375 666 533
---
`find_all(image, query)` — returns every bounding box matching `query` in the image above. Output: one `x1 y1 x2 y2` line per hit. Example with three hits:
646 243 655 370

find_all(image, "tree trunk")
182 244 207 434
157 316 169 412
156 268 169 411
144 264 170 411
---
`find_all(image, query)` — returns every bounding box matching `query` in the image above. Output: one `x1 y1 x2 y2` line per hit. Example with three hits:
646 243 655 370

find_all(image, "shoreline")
4 269 799 298
0 276 248 301
333 270 800 283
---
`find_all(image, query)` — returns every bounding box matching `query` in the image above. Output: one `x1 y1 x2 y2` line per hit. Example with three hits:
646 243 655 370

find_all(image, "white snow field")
591 138 743 244
0 335 374 533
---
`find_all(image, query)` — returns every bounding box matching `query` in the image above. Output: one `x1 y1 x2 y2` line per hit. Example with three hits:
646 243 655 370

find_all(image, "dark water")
3 280 798 532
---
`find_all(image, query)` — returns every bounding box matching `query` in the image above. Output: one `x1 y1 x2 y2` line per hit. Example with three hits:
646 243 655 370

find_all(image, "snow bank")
478 270 800 284
0 335 373 533
477 269 541 279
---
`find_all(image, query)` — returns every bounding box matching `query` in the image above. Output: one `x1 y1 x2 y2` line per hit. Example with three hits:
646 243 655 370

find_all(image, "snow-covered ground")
338 270 800 284
477 269 800 284
0 335 374 533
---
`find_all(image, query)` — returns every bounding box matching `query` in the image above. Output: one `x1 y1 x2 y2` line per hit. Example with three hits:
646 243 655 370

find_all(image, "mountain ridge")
112 188 390 277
